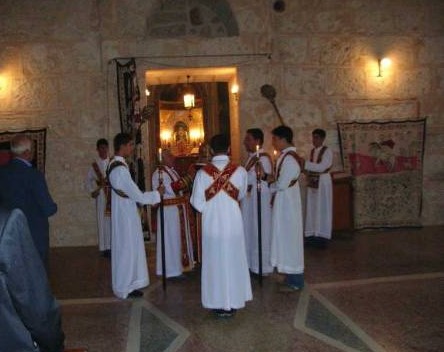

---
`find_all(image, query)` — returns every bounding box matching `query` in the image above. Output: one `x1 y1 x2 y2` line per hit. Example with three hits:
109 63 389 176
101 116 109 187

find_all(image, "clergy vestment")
152 165 194 278
85 157 111 252
304 146 333 240
108 156 160 299
270 147 304 275
240 150 273 274
190 155 252 310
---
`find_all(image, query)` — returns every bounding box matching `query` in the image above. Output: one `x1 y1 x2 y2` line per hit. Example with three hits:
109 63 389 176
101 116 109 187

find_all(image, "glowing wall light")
231 83 239 101
377 58 391 77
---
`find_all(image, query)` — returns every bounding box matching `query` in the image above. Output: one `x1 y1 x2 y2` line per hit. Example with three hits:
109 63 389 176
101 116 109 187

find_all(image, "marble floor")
49 227 444 352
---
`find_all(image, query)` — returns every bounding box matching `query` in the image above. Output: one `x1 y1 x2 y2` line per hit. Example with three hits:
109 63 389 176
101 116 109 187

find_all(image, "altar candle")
256 144 260 158
158 147 162 163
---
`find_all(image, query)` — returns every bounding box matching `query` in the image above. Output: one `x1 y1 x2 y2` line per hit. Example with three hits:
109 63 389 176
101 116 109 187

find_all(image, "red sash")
275 150 300 187
244 152 272 172
203 162 239 201
271 151 300 207
92 161 111 216
159 165 193 194
157 166 193 270
307 146 330 189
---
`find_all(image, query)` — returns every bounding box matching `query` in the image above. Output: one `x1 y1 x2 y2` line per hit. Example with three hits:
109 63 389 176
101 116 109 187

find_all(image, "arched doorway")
144 67 239 179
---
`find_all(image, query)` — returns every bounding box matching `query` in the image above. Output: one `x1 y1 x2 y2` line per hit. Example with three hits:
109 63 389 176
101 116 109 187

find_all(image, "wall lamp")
377 58 391 77
0 75 6 92
231 83 239 101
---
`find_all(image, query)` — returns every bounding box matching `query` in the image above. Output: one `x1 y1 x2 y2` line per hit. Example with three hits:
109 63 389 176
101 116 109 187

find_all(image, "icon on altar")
173 121 190 144
159 107 204 157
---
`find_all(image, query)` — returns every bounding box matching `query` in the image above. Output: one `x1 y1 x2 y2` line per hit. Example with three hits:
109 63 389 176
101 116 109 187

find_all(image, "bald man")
0 135 57 266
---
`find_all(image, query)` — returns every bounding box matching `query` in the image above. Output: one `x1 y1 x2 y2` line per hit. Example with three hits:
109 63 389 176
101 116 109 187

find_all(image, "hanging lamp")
183 75 195 109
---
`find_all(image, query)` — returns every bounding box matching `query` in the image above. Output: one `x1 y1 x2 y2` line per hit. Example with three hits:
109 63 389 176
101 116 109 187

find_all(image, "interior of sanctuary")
0 1 443 351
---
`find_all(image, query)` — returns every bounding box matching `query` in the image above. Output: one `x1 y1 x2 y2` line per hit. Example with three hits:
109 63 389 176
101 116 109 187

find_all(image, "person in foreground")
0 207 64 352
0 135 57 267
190 134 252 317
267 125 305 292
107 133 163 299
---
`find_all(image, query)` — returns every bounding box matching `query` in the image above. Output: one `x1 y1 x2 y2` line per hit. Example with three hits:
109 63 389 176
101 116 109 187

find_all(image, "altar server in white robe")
241 128 273 275
108 133 162 299
267 125 304 291
301 129 333 248
152 149 194 278
85 138 111 257
191 134 252 317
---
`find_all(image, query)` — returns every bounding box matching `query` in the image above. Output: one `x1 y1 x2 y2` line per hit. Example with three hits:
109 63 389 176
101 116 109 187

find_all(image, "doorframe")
140 66 240 191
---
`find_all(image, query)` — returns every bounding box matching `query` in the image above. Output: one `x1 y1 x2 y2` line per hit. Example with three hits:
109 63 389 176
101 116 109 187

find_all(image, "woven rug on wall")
0 129 47 173
337 119 426 228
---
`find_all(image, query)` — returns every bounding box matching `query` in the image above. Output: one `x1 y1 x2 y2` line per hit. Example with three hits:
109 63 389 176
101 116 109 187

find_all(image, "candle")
273 150 277 158
256 144 260 158
158 147 162 163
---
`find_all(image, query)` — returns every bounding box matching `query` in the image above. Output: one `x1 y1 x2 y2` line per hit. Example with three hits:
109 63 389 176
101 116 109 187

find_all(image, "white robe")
190 155 252 310
152 166 194 278
304 146 333 240
240 150 273 274
85 157 111 251
270 146 304 274
108 156 160 299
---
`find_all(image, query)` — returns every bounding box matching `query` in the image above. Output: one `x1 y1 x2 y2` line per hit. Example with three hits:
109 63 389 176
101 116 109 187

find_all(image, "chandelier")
183 75 195 109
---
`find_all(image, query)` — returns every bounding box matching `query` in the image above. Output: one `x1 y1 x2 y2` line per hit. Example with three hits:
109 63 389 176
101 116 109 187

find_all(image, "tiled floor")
49 227 444 352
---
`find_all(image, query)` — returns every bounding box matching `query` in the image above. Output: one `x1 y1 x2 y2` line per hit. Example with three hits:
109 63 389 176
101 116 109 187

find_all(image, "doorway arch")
143 67 240 180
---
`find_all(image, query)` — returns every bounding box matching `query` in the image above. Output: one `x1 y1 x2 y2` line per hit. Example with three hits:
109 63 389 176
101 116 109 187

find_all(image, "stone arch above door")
147 0 239 38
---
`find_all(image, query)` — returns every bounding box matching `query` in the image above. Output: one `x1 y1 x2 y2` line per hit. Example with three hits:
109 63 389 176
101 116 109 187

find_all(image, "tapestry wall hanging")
116 58 146 189
116 58 141 135
0 128 47 173
338 119 426 229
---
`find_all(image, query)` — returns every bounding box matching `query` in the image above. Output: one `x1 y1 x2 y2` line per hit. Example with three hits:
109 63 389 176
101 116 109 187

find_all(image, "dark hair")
210 134 230 154
246 128 264 144
96 138 108 149
271 125 293 144
113 133 132 152
312 128 326 139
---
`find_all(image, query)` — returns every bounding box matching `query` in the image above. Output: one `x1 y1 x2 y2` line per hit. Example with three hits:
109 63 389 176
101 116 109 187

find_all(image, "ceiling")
145 67 237 85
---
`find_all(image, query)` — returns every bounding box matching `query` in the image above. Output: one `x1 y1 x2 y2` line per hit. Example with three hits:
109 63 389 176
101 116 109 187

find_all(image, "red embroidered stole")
203 162 239 201
158 166 193 271
92 161 111 216
307 146 330 189
159 166 180 194
310 146 328 164
159 165 193 193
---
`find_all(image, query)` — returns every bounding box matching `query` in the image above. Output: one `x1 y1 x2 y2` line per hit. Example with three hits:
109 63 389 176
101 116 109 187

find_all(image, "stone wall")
0 0 442 247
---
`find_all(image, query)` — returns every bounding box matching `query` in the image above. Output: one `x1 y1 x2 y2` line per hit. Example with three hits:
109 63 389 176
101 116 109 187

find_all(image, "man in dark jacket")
0 135 57 266
0 207 64 352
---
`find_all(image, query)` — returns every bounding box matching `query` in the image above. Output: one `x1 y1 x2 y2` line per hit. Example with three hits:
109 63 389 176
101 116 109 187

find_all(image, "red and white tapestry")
338 119 426 228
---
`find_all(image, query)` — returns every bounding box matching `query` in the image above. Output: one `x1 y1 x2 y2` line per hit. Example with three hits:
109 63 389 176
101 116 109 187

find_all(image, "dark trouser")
305 236 329 248
285 273 304 288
